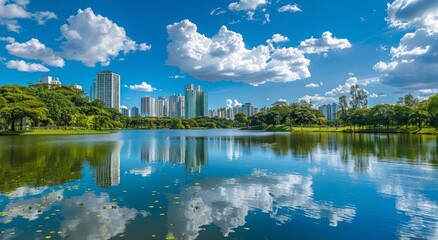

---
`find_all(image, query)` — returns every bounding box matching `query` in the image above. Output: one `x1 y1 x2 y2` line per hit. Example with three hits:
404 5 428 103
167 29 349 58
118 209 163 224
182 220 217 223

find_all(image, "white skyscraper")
141 96 155 117
155 97 169 117
169 94 185 119
96 71 120 109
38 76 62 86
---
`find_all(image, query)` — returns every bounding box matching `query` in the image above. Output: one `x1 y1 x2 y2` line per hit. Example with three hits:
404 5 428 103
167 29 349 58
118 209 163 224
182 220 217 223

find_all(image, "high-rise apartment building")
96 71 120 109
184 84 208 119
90 79 96 101
169 94 185 118
155 97 169 117
130 107 139 117
141 96 155 117
121 106 129 116
318 103 338 121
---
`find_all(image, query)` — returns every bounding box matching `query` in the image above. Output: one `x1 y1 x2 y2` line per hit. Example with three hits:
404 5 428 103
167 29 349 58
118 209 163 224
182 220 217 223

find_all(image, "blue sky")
0 0 437 110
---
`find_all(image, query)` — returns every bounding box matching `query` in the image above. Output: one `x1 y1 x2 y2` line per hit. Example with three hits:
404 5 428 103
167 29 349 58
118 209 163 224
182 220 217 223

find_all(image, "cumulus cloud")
305 82 323 88
166 20 351 86
299 76 379 106
228 0 267 11
278 4 302 13
60 8 150 67
226 99 242 108
6 59 49 72
0 0 56 32
166 20 311 86
129 81 156 92
6 38 64 67
298 31 352 54
267 33 289 44
375 0 438 91
386 0 438 34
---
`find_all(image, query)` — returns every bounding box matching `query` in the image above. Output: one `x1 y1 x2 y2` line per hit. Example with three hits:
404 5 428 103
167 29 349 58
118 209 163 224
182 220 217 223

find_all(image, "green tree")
393 105 414 129
338 95 349 124
234 112 247 127
426 94 438 128
350 84 368 110
350 108 370 129
0 85 48 131
397 93 418 107
170 118 185 129
368 104 394 129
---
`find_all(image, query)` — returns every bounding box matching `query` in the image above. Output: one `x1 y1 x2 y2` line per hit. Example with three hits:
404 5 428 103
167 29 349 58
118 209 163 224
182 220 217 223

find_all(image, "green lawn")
261 125 438 134
0 129 111 136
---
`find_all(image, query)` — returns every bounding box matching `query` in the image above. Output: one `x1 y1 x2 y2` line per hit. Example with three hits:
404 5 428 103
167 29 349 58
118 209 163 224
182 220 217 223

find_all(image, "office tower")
96 71 120 109
209 109 217 118
242 103 255 117
184 84 208 119
141 96 155 117
130 107 139 117
169 94 185 118
90 79 96 101
155 97 169 117
331 103 338 120
217 108 227 119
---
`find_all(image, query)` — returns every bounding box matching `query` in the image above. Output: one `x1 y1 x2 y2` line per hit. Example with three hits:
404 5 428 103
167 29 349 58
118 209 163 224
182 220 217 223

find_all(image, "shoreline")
1 126 437 136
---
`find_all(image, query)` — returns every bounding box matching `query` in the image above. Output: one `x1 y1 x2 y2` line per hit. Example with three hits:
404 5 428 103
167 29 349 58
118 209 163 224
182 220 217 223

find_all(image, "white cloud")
0 0 56 32
305 82 323 88
210 7 226 16
228 0 267 11
263 13 270 24
33 11 57 25
60 8 150 67
298 31 352 54
268 33 289 43
246 11 255 20
6 59 49 72
129 81 156 92
168 74 185 79
386 0 438 34
278 4 302 13
0 36 15 43
300 76 379 106
369 93 387 98
6 38 64 67
375 1 438 91
226 99 242 108
299 94 337 106
166 19 312 86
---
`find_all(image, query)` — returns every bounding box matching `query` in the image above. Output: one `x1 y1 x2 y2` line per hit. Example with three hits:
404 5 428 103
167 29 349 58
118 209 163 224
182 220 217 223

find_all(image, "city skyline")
0 1 437 110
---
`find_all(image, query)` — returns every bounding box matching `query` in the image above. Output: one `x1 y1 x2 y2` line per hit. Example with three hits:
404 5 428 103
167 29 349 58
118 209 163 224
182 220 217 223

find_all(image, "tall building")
242 103 255 117
169 94 185 119
96 71 120 109
209 109 217 118
89 79 96 101
141 96 155 117
121 106 129 116
184 84 208 119
318 103 338 121
155 97 169 117
130 107 139 117
38 76 62 86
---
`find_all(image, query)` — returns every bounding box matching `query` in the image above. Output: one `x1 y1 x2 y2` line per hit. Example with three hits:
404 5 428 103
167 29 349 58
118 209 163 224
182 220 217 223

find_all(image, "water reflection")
166 170 356 240
0 137 120 193
141 137 207 173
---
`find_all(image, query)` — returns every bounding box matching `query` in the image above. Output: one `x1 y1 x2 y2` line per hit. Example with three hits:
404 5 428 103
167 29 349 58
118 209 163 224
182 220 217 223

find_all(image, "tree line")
0 84 233 131
234 84 438 131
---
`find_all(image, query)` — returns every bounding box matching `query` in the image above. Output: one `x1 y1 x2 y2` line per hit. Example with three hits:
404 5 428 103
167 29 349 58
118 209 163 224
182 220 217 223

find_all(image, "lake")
0 129 437 240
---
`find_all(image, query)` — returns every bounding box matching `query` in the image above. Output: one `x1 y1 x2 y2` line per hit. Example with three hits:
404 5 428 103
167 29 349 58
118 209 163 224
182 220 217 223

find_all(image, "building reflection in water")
95 141 121 188
141 137 207 173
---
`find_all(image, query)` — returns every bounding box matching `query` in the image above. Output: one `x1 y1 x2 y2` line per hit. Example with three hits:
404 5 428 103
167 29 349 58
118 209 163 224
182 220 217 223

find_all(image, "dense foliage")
0 84 233 131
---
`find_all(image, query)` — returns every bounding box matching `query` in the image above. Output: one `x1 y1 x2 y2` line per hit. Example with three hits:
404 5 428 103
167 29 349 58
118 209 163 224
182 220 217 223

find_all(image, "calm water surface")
0 129 437 240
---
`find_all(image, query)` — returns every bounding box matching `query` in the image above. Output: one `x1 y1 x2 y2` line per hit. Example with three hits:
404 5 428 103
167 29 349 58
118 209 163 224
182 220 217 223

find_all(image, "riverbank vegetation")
2 83 438 135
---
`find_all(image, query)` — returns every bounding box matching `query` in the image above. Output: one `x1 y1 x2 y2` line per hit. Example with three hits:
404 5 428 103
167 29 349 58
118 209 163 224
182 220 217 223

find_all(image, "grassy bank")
251 125 438 135
0 129 111 136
